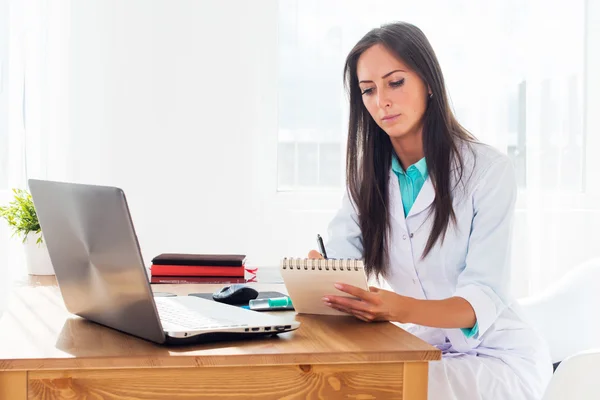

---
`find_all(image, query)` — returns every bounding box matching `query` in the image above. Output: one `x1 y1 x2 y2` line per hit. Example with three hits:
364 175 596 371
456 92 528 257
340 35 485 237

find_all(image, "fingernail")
322 297 330 302
334 283 342 290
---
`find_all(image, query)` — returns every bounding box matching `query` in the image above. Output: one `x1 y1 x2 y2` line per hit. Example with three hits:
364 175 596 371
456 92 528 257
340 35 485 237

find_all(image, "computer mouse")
212 284 259 305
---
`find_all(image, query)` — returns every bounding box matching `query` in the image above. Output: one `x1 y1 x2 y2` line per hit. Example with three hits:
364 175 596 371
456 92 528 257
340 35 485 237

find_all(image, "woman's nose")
376 91 391 109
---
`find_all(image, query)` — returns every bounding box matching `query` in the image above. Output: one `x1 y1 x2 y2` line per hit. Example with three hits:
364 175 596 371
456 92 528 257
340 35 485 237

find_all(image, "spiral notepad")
280 258 369 316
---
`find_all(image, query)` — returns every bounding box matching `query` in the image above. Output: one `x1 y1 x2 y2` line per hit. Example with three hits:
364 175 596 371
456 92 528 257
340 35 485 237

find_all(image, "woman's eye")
390 78 405 87
361 88 374 96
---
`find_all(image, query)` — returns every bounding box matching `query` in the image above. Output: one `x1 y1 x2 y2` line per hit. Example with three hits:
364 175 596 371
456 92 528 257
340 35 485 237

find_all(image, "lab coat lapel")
408 176 435 218
388 173 408 233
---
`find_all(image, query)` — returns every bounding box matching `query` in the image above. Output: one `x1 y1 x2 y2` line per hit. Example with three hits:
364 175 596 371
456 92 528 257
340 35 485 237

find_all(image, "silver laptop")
28 179 299 345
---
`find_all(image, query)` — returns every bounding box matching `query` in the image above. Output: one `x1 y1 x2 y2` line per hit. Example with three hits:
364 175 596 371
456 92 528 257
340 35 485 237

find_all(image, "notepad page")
280 259 369 316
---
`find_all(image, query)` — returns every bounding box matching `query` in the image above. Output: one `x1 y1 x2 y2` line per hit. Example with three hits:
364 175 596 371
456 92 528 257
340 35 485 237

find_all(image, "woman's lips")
381 114 401 123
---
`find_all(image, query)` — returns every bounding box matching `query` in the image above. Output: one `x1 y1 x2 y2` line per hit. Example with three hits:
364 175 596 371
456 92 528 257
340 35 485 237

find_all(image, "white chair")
518 257 600 365
518 258 600 398
541 349 600 400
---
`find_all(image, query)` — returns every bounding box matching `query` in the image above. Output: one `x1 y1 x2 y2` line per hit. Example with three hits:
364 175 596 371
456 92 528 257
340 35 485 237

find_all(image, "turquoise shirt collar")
391 154 428 179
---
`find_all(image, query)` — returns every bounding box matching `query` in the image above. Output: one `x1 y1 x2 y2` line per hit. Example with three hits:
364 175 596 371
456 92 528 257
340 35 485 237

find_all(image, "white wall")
43 0 284 268
48 0 339 270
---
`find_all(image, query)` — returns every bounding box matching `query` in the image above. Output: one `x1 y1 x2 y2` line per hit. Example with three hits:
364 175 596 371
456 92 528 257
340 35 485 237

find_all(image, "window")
277 0 586 194
0 0 8 192
276 1 347 190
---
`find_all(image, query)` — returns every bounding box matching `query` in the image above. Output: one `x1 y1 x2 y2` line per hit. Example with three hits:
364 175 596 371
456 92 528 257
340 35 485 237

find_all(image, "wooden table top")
0 275 441 371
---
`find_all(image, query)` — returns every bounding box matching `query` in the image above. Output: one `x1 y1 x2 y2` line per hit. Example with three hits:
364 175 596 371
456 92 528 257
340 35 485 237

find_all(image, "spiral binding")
280 257 364 271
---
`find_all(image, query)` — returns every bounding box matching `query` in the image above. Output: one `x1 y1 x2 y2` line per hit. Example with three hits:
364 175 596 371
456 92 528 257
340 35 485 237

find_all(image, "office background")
1 0 599 299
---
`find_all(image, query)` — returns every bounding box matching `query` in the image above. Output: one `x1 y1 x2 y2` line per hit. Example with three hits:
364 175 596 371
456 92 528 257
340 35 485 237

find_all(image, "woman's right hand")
308 250 324 259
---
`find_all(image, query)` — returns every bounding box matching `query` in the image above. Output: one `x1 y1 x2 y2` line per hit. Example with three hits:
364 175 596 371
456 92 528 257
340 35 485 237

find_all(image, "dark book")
151 253 247 267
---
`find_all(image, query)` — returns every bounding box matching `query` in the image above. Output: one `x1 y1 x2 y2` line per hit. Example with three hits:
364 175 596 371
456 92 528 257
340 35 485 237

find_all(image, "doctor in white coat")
308 22 553 399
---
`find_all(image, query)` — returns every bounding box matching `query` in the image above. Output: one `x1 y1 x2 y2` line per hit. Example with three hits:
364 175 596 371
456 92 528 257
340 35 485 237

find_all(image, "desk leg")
0 371 27 400
403 362 428 400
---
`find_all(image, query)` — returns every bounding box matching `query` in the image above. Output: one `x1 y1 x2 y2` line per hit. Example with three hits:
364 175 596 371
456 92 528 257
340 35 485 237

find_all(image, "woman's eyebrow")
358 69 406 84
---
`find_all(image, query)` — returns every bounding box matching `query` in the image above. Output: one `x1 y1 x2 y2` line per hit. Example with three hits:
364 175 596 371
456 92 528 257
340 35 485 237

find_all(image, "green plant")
0 188 42 244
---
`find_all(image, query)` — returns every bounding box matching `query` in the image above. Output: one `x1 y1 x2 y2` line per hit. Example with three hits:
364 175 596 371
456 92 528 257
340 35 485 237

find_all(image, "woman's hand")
307 251 414 323
308 250 324 259
323 283 413 323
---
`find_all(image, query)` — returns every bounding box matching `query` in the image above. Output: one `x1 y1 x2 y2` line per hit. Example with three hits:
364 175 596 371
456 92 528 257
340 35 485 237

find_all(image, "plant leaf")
0 188 43 243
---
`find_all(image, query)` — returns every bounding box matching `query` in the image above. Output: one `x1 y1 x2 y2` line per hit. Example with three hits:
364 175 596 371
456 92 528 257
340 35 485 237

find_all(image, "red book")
151 276 247 284
150 264 245 277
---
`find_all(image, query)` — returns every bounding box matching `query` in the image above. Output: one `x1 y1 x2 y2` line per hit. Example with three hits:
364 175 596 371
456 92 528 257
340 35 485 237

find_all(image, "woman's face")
356 44 430 140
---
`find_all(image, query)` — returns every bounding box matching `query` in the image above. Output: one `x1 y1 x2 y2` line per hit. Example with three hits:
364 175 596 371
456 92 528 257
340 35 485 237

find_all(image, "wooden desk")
0 275 441 399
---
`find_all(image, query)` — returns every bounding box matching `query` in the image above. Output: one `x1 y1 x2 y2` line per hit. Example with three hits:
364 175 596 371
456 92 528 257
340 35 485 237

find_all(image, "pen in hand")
316 234 328 259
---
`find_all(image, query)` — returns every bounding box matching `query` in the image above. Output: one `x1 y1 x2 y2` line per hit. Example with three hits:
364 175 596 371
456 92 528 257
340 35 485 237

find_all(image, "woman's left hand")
323 283 413 323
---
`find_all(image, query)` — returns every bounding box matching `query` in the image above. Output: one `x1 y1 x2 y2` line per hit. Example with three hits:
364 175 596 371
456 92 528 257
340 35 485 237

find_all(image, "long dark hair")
343 22 474 278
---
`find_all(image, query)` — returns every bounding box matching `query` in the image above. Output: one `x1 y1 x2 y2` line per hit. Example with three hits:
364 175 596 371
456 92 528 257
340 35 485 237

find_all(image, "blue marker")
248 297 293 311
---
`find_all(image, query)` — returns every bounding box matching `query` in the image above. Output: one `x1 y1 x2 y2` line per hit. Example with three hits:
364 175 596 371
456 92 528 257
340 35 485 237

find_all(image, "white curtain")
1 0 69 281
449 0 594 296
482 0 597 296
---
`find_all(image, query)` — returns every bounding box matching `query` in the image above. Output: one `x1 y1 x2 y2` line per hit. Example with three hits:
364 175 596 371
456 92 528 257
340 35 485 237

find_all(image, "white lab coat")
326 142 553 400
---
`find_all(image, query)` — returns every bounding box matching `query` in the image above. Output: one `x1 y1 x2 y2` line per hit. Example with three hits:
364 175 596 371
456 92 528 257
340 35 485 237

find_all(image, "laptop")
28 179 299 345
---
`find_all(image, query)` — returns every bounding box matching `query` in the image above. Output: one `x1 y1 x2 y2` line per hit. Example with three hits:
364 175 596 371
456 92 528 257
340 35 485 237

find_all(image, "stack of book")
150 253 247 284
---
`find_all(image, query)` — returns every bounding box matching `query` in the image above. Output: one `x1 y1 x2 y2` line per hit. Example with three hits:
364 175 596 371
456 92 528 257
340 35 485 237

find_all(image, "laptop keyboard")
155 298 246 330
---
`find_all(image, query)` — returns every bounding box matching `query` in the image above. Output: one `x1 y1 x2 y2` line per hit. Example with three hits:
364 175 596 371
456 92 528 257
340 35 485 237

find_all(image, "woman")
308 22 552 399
